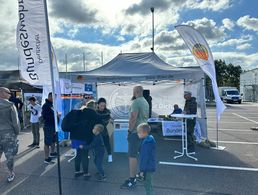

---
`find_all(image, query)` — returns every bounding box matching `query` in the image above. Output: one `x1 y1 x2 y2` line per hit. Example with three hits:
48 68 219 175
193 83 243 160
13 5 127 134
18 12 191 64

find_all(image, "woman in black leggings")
96 98 113 163
69 100 102 179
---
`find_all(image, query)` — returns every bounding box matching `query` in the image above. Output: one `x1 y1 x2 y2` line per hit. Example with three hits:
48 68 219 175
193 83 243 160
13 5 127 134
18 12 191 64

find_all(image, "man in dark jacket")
42 93 57 164
183 91 197 152
9 93 23 123
0 87 20 182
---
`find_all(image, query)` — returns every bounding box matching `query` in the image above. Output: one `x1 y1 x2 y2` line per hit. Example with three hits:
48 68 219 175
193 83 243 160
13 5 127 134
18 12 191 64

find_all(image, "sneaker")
35 145 40 149
44 157 55 164
49 152 58 158
97 174 106 182
74 171 84 178
7 172 15 182
108 155 113 163
120 178 136 189
135 173 144 182
95 172 100 176
28 143 35 148
83 173 91 180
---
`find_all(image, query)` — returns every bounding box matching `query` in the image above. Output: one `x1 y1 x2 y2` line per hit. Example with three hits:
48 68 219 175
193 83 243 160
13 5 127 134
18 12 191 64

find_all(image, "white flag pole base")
211 146 226 150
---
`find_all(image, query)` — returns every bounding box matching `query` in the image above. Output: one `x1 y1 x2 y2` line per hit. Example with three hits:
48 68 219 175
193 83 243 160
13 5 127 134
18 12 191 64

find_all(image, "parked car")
219 87 242 104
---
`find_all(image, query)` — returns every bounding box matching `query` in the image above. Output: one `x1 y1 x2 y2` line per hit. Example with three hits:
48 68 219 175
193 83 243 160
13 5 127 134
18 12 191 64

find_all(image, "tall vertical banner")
16 1 63 194
42 46 62 113
175 25 226 120
16 0 51 86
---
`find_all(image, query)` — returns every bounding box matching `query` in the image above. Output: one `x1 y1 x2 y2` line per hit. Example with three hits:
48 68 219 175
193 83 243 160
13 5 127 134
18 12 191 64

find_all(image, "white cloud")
185 0 232 11
222 18 235 30
166 51 258 70
213 51 258 70
237 15 258 33
183 18 226 42
52 37 121 72
236 43 252 50
49 0 98 24
0 1 18 70
216 35 253 49
67 28 79 38
0 0 258 74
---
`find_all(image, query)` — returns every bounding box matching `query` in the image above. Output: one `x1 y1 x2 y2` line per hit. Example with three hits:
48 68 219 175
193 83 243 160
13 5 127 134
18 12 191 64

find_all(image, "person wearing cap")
0 87 20 182
27 96 42 148
183 91 197 152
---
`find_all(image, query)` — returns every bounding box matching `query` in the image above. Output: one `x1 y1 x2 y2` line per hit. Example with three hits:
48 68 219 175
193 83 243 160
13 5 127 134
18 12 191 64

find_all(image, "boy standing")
80 124 106 181
137 123 156 195
27 97 41 148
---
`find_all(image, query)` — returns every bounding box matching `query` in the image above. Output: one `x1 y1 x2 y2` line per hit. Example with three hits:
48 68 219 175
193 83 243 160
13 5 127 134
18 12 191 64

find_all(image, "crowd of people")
0 85 197 195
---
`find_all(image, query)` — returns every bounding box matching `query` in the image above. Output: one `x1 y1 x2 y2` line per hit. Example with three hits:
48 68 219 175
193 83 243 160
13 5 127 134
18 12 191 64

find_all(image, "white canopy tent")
69 52 208 139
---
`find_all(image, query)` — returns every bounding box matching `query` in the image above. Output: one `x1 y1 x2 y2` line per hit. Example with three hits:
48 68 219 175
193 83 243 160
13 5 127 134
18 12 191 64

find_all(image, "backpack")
61 110 82 132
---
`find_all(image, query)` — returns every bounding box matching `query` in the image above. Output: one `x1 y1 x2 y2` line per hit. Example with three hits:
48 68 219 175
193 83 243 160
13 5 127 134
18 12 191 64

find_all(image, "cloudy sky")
1 0 258 72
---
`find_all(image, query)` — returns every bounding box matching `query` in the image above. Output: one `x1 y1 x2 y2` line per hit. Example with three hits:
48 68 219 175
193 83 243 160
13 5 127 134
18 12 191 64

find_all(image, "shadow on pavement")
0 131 258 195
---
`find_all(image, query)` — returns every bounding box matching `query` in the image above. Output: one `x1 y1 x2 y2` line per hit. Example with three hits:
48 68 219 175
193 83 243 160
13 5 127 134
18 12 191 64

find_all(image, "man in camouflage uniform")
183 91 197 152
0 87 20 182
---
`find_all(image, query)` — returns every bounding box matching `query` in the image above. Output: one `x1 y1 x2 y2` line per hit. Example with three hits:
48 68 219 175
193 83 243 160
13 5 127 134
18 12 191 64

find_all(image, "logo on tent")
109 88 131 118
192 43 209 61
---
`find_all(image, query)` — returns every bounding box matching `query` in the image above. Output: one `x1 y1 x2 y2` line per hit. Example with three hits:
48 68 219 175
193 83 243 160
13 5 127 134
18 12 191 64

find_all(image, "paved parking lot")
0 102 258 195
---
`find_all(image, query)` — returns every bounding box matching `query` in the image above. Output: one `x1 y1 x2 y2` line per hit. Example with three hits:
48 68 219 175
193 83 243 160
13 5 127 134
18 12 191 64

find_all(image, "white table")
170 114 198 161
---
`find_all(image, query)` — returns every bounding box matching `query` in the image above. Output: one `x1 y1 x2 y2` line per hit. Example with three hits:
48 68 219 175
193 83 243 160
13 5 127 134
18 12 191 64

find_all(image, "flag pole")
216 116 219 148
43 0 62 194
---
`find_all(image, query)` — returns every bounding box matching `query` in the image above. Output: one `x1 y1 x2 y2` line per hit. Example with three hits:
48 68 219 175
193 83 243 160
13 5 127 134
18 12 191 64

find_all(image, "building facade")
240 68 258 102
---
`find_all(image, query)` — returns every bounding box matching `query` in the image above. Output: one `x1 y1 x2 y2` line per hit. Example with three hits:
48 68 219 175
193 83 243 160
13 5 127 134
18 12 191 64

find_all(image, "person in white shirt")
27 97 42 148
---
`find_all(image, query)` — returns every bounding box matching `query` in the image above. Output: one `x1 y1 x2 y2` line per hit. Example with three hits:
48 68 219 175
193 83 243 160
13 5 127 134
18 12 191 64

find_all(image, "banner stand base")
211 146 226 150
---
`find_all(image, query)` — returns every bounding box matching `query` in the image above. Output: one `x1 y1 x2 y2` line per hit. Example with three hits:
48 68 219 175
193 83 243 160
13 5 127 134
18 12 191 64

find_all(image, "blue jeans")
93 148 105 175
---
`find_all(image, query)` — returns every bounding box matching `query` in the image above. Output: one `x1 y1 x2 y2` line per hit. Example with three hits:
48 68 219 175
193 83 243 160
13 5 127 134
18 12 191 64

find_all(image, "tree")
206 59 242 89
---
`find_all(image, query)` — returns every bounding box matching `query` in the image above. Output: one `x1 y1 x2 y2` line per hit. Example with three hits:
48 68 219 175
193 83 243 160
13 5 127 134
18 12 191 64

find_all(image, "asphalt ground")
0 102 258 195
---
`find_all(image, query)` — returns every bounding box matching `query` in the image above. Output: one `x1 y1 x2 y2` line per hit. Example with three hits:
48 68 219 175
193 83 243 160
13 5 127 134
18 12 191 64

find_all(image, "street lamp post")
150 7 154 52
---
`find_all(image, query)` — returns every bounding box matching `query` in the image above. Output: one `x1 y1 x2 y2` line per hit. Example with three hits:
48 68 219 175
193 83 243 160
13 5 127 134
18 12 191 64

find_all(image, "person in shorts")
120 86 149 189
42 93 57 164
0 87 20 182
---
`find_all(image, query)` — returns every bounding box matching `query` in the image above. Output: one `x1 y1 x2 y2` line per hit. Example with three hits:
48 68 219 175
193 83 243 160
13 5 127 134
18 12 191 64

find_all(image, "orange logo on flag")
192 43 209 61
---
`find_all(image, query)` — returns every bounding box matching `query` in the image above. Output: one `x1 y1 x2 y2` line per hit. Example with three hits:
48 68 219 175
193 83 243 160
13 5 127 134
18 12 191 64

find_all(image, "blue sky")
1 0 258 71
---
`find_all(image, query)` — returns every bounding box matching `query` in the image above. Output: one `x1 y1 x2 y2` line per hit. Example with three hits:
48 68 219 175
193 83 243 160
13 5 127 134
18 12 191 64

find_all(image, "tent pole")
65 54 68 79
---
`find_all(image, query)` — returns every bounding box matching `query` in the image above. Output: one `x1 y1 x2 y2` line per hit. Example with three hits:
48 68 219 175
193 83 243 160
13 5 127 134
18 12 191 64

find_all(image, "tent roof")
0 70 41 91
70 52 203 83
